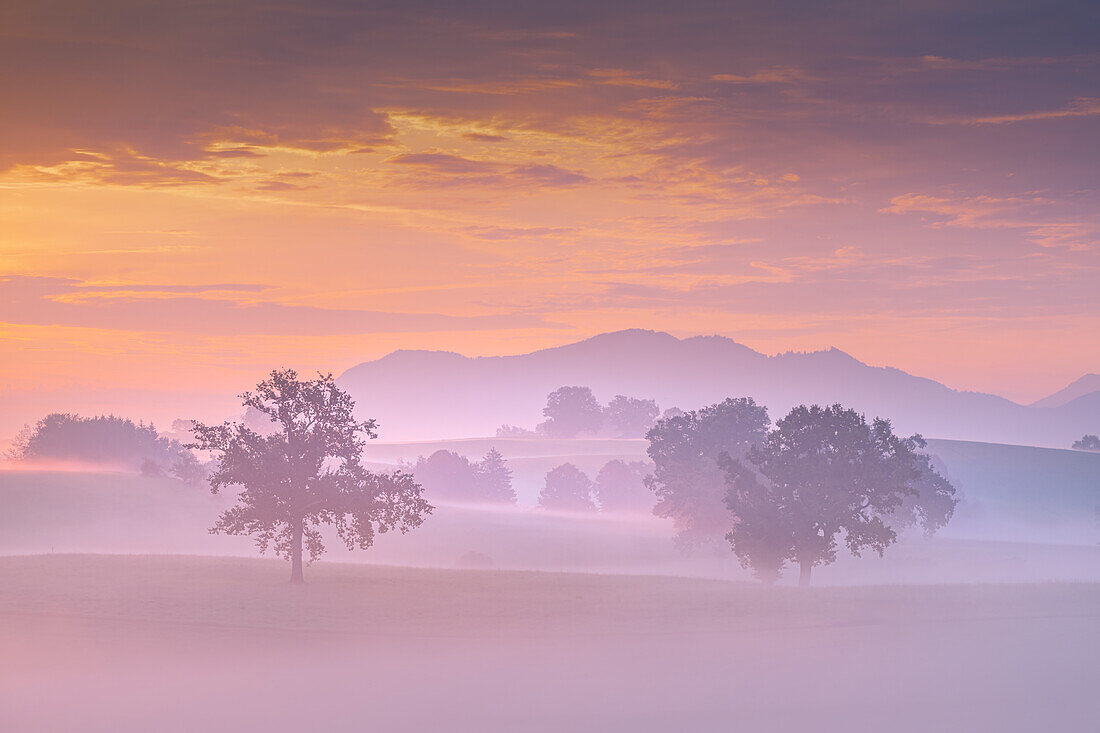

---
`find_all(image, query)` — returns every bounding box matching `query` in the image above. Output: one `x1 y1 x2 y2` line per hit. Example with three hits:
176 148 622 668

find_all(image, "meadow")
2 554 1096 732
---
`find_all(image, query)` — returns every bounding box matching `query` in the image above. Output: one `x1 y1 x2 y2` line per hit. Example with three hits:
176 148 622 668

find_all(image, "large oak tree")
191 369 432 583
644 398 770 552
721 404 956 586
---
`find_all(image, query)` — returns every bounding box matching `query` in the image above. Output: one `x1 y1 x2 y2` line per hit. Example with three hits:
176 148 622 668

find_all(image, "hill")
1031 373 1100 408
338 329 1097 447
924 438 1100 545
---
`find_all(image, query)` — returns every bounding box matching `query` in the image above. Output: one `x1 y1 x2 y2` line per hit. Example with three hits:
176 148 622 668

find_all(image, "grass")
2 553 1097 640
2 553 1097 733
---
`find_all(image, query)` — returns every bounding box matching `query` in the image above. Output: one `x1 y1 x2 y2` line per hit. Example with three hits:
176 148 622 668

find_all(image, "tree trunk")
290 520 304 584
799 561 812 588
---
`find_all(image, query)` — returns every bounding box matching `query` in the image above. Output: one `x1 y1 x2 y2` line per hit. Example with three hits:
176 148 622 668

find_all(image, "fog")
2 362 1098 733
2 555 1096 733
2 462 1097 585
2 424 1099 733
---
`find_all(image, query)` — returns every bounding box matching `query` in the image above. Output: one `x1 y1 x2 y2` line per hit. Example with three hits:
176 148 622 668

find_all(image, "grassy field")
1 554 1096 732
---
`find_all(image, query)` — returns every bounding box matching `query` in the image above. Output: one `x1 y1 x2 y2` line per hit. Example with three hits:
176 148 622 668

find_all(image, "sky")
1 0 1098 435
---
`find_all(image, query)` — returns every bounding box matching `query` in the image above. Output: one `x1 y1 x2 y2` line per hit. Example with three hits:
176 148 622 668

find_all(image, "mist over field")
2 354 1099 733
3 416 1098 731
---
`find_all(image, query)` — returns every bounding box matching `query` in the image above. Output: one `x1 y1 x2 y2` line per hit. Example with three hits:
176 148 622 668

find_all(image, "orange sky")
1 1 1098 436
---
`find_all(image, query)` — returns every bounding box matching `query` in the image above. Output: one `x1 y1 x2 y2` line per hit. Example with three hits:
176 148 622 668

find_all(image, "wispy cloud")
882 192 1099 251
0 276 557 334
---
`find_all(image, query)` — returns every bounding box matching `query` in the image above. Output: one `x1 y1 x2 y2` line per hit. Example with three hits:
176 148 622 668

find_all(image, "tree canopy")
1072 434 1100 451
604 395 660 438
413 447 515 504
538 386 604 438
721 403 956 585
539 462 596 511
475 447 516 504
191 369 432 583
645 398 770 551
10 412 201 484
413 450 480 501
595 459 652 513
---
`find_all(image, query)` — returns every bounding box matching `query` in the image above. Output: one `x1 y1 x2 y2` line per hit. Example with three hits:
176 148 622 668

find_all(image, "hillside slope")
1031 373 1100 408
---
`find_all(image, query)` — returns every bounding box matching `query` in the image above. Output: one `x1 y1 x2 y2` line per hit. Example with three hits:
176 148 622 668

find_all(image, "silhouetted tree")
1072 434 1100 451
645 398 770 551
170 451 208 487
604 395 660 438
12 412 196 480
539 463 596 511
475 448 516 503
162 418 198 443
414 450 480 502
886 449 958 536
538 386 603 438
721 404 955 586
191 369 432 583
595 459 652 513
414 448 517 504
495 424 537 438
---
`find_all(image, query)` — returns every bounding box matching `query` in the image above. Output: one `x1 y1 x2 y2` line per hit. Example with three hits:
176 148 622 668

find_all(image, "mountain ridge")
338 330 1094 446
1031 374 1100 409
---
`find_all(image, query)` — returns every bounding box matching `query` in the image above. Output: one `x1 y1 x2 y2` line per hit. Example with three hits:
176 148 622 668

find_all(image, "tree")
475 448 516 504
1072 434 1100 451
721 404 956 586
661 407 685 421
413 450 480 502
886 450 958 536
595 459 652 513
191 369 432 583
645 398 770 551
496 424 537 438
604 395 660 438
170 450 208 487
538 386 603 438
539 463 596 511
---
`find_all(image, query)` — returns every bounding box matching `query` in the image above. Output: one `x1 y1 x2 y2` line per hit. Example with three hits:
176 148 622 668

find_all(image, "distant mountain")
1031 374 1100 408
338 329 1098 447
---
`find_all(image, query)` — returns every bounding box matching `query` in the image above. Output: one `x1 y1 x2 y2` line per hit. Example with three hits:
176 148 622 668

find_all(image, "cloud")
882 192 1098 250
458 225 578 241
931 96 1100 125
1 0 1098 394
384 152 590 189
0 276 556 335
461 132 509 142
711 66 809 84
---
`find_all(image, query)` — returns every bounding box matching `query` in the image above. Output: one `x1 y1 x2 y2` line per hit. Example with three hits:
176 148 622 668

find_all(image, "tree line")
7 413 204 485
498 385 676 439
536 459 652 513
8 371 959 586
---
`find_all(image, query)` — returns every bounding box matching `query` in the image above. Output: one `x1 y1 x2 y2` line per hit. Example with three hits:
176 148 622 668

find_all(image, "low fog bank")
2 467 1097 586
1 555 1096 733
360 436 1100 544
